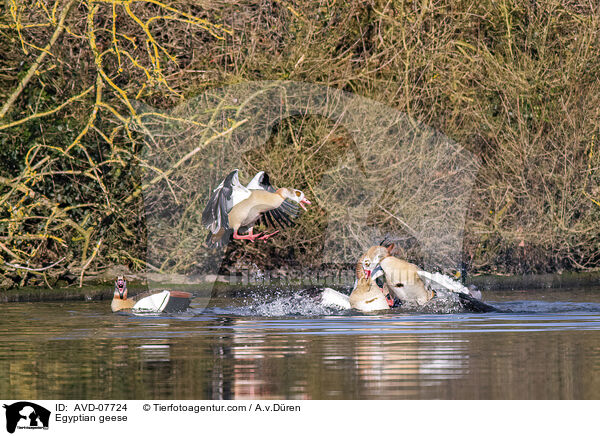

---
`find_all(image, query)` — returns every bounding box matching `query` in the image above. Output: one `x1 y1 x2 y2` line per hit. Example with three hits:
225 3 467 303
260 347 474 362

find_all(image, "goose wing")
247 172 299 228
202 169 250 233
246 171 277 192
130 289 163 303
255 171 291 227
416 271 471 295
259 197 301 229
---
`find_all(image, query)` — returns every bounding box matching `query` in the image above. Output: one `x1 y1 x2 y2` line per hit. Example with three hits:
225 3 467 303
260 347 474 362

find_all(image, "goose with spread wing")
358 243 495 312
202 169 311 248
357 245 434 305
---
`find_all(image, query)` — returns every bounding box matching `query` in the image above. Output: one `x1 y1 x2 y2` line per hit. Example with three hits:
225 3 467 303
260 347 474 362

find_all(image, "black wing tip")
379 235 394 247
260 172 276 192
280 200 300 217
220 229 234 248
262 210 276 228
224 169 239 186
258 206 297 230
457 293 498 313
201 208 211 225
274 209 294 227
203 168 239 231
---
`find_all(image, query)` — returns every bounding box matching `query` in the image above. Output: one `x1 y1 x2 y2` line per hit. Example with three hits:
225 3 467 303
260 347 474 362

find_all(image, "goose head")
279 188 312 210
114 276 127 299
359 245 392 279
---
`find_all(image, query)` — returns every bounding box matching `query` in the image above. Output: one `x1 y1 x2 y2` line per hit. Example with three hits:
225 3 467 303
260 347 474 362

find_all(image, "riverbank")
467 271 600 292
1 270 599 303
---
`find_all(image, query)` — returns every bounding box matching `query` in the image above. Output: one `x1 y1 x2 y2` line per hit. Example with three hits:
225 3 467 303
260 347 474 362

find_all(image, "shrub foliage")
0 0 599 287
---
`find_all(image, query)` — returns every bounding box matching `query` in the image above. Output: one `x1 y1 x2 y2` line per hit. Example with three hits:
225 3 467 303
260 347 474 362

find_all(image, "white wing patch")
417 271 471 295
133 290 170 312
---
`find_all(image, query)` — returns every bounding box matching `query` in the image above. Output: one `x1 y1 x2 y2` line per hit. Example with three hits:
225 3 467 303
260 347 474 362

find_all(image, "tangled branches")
1 0 600 289
0 0 231 287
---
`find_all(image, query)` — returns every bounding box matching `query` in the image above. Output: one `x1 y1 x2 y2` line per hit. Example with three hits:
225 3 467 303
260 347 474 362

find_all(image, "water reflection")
0 294 599 399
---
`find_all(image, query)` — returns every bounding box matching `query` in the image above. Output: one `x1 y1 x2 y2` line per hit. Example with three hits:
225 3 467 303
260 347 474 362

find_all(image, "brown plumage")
202 170 311 247
228 189 301 233
357 244 433 305
379 256 434 305
349 277 391 311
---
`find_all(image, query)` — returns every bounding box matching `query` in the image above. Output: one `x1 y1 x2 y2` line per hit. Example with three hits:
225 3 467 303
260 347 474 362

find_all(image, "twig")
378 205 419 236
43 272 53 289
0 85 94 131
0 241 22 261
5 256 66 271
0 0 76 119
79 238 102 287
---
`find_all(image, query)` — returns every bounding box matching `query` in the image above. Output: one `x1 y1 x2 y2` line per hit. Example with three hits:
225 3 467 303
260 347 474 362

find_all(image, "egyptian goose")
319 267 395 312
111 276 192 313
202 170 311 247
348 276 392 311
357 244 433 305
358 243 493 311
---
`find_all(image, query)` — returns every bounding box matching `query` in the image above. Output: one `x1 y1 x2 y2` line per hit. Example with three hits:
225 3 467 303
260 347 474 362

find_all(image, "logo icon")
3 402 50 434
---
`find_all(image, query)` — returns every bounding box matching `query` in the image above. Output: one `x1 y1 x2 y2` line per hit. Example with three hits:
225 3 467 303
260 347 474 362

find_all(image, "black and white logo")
3 402 50 434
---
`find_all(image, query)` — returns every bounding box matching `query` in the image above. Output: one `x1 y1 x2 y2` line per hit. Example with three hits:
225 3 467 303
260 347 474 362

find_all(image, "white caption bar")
0 400 597 435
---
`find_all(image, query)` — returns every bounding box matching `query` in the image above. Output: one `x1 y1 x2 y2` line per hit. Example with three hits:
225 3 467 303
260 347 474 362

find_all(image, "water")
1 287 600 399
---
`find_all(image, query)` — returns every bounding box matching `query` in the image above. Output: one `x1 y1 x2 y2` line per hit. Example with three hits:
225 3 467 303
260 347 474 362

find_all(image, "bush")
0 0 599 287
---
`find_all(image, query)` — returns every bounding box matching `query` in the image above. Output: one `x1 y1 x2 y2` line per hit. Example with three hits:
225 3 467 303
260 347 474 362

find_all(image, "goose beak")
371 266 385 288
299 198 311 211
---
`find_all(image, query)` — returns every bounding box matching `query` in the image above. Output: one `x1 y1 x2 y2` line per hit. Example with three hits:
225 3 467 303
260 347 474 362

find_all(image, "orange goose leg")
233 228 262 242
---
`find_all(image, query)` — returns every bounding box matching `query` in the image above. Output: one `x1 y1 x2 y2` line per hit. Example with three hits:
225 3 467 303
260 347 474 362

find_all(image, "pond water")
1 287 600 400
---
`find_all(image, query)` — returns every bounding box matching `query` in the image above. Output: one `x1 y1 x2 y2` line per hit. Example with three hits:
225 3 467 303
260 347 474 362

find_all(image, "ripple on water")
1 289 600 399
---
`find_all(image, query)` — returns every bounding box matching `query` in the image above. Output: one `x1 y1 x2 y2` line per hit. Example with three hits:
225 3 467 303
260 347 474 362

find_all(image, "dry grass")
1 0 599 287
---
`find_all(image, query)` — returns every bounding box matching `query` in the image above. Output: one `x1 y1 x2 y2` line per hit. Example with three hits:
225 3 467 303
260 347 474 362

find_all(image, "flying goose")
202 170 311 247
111 276 192 313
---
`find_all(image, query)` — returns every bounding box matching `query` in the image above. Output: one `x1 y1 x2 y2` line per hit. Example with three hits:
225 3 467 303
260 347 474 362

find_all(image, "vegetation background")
1 0 599 289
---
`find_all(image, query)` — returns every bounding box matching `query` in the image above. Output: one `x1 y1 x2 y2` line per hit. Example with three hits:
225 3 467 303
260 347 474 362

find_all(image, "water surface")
1 287 599 399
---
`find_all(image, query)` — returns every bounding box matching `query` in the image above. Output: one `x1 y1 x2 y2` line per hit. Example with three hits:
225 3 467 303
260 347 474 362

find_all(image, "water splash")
188 286 600 318
399 293 472 314
199 287 500 317
239 294 341 317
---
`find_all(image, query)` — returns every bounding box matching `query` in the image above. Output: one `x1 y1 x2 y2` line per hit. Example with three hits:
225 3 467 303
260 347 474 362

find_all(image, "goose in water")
202 170 311 247
357 245 434 305
358 244 494 312
111 276 192 313
348 276 393 311
320 266 395 312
